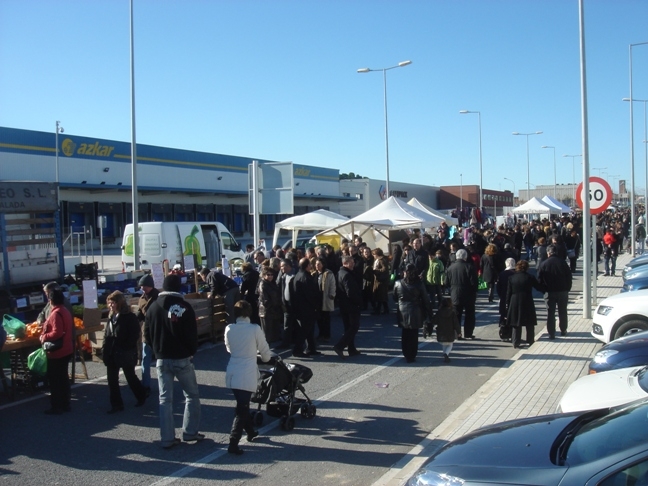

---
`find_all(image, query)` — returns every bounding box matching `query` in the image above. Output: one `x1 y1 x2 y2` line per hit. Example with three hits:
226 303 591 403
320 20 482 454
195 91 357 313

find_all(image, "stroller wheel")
252 411 264 426
300 403 317 419
280 415 295 431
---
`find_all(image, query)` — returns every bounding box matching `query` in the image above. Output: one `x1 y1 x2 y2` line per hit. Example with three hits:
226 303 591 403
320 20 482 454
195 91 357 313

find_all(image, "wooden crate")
211 295 228 341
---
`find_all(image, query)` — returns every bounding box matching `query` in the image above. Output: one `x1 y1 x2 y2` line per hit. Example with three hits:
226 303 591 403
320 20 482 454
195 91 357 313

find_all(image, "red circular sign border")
576 176 613 215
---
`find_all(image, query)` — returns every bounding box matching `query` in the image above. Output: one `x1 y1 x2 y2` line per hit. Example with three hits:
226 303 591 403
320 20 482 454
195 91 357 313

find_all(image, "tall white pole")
579 0 592 317
130 0 140 271
55 121 62 205
382 68 390 197
460 173 463 212
358 60 411 199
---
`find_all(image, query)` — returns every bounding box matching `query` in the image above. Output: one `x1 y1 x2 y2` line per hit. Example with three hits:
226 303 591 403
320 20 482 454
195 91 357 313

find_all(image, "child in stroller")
251 356 317 431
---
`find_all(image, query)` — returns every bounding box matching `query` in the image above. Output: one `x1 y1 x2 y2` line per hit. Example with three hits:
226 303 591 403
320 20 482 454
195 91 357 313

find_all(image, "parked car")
622 253 648 278
591 288 648 344
408 398 648 486
622 265 648 292
589 330 648 374
558 365 648 413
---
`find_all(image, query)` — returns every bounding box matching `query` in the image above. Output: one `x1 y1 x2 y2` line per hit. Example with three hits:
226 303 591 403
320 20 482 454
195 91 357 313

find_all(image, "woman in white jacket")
225 300 273 455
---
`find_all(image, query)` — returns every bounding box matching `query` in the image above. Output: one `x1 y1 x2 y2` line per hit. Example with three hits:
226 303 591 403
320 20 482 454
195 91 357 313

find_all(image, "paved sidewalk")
376 252 633 486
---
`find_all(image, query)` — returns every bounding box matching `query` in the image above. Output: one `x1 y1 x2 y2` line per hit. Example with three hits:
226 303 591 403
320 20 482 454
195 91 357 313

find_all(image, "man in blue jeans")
145 274 203 449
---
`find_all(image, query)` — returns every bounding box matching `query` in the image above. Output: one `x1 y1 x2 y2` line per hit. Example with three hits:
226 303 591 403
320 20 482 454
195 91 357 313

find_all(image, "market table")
0 324 104 400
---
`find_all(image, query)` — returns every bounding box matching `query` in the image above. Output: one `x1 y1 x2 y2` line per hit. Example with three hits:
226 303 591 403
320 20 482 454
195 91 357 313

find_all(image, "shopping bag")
27 347 47 375
477 276 488 291
3 315 26 339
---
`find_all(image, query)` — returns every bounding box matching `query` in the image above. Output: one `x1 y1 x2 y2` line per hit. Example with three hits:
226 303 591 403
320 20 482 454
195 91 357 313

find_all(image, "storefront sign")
0 182 58 212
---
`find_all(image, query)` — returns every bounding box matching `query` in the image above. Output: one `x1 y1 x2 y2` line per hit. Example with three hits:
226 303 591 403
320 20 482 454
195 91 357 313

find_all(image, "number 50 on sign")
576 176 613 215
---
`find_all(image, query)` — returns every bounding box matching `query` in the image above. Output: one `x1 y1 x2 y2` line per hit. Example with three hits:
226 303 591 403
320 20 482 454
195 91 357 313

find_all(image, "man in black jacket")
537 245 573 339
145 274 203 448
334 255 364 359
289 258 320 357
445 249 479 339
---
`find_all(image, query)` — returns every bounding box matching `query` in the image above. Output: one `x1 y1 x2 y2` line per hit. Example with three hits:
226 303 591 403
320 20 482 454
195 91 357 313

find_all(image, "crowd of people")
38 206 646 451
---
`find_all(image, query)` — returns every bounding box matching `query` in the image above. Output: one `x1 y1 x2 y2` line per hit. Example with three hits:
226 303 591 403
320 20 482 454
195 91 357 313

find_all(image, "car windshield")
566 401 648 465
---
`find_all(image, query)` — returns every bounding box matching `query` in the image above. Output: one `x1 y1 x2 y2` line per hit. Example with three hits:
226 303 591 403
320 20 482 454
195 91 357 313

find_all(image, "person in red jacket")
40 287 74 415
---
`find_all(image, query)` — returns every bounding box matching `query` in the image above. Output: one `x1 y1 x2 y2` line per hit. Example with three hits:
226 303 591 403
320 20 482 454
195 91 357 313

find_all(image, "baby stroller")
251 356 317 431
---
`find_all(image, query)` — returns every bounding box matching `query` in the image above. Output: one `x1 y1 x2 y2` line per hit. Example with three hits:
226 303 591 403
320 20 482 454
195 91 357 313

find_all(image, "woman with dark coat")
393 264 434 363
103 290 147 413
371 248 390 314
239 262 260 324
535 237 549 270
257 266 283 343
361 246 375 311
480 243 504 303
496 258 517 340
564 228 581 273
506 260 543 349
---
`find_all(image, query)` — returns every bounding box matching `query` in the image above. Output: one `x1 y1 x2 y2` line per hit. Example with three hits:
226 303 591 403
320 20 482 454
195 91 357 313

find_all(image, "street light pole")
624 98 648 218
563 154 582 206
629 42 648 257
512 131 542 201
541 145 557 199
358 60 412 198
460 110 483 209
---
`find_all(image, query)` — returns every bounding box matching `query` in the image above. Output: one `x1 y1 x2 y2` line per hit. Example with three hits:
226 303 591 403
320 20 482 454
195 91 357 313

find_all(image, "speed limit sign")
576 176 613 215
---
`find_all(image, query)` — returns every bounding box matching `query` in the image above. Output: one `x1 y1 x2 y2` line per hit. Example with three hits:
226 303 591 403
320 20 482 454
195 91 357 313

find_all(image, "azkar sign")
62 138 115 158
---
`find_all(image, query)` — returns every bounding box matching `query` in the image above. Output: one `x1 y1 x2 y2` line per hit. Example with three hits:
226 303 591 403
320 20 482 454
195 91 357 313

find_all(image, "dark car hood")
418 414 576 485
604 331 648 351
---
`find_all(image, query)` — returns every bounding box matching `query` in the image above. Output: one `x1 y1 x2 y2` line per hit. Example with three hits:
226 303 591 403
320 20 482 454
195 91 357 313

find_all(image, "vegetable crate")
10 349 48 391
184 293 228 343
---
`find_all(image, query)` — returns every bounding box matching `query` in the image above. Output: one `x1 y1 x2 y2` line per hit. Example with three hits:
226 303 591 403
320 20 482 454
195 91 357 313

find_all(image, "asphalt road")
0 260 580 485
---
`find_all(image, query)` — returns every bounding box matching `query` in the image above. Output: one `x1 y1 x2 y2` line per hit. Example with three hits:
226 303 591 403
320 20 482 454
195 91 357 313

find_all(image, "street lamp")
563 154 582 205
628 42 648 256
357 60 412 197
503 177 516 206
460 110 483 209
55 121 64 204
624 97 648 218
541 145 557 199
512 131 542 200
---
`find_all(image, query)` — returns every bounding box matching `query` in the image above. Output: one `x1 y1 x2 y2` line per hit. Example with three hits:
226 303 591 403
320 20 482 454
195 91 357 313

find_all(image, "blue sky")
2 0 648 196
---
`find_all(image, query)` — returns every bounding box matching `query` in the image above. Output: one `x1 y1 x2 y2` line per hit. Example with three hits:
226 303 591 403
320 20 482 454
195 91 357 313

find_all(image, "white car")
558 365 648 413
591 288 648 344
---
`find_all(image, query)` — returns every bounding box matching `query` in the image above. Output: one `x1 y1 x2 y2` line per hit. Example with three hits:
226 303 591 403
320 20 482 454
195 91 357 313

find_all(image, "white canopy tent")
407 197 458 225
541 195 571 214
272 209 349 248
318 196 444 251
511 197 561 215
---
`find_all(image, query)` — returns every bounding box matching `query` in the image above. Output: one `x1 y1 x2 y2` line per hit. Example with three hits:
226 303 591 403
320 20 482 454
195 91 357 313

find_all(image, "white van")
121 221 244 271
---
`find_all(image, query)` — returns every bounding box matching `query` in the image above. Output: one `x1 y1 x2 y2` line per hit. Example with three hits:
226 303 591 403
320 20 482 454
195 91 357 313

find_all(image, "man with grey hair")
445 248 479 339
537 244 572 339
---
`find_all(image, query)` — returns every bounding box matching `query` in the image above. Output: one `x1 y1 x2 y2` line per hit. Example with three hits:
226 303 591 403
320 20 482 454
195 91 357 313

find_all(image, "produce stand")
0 321 104 400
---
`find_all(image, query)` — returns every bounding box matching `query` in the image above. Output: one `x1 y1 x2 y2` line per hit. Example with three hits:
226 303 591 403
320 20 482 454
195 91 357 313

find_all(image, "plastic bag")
3 315 26 339
477 276 488 291
27 347 47 375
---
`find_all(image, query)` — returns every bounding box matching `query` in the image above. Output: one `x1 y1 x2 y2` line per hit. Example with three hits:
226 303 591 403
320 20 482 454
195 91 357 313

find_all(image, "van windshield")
220 232 236 250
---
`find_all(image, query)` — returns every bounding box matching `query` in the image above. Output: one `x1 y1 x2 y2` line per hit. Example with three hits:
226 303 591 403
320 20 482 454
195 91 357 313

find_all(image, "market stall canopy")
272 209 349 248
511 197 561 215
407 197 458 225
317 196 444 251
541 195 571 214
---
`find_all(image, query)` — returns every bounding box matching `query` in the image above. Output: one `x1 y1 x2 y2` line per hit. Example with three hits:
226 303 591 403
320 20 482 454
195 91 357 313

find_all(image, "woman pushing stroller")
225 300 274 455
